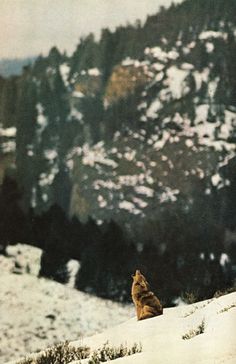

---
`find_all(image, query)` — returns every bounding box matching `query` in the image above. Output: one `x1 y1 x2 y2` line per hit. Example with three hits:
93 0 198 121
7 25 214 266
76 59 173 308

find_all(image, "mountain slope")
8 292 236 364
0 0 235 220
70 292 236 364
0 244 132 363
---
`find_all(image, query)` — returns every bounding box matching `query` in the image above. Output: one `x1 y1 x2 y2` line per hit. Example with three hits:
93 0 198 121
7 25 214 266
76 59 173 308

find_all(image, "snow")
140 115 147 122
66 159 74 170
195 104 209 124
199 30 228 40
124 150 136 161
132 196 148 209
41 193 48 203
97 194 108 208
93 179 121 191
159 187 180 203
66 259 80 288
165 66 190 99
118 200 141 215
161 37 168 45
152 62 165 72
62 41 236 221
69 292 236 364
210 253 215 261
39 166 59 187
122 58 136 67
81 143 118 169
220 253 230 267
69 107 83 121
121 58 145 68
36 103 48 140
193 68 210 91
87 68 100 77
219 110 236 139
31 187 37 208
93 170 155 195
211 173 222 187
59 63 70 86
137 102 147 111
167 50 179 60
185 104 236 153
205 42 214 53
5 245 236 364
1 140 16 153
218 152 236 169
145 47 179 63
155 71 164 82
27 150 34 157
134 186 154 198
72 90 84 98
44 149 58 161
181 63 194 70
0 244 132 363
110 147 118 154
146 99 163 118
153 131 170 151
145 47 168 62
185 139 194 148
0 126 16 137
118 173 153 187
208 78 219 100
183 47 190 55
188 41 196 49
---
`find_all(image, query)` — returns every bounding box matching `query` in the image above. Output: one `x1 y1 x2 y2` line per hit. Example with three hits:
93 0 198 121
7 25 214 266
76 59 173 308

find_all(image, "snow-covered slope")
0 244 132 363
3 245 236 364
70 292 236 364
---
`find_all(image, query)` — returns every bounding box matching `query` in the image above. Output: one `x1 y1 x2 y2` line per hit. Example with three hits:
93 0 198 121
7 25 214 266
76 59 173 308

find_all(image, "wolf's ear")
131 273 135 279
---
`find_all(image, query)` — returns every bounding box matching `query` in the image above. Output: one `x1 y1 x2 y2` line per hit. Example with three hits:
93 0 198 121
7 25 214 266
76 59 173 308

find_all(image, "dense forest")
0 0 236 304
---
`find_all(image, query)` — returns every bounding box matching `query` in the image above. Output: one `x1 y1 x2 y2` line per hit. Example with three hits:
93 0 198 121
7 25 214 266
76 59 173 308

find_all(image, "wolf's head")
131 270 149 289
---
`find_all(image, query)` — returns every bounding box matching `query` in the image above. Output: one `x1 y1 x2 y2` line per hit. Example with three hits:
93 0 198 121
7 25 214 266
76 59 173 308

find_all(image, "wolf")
131 270 163 320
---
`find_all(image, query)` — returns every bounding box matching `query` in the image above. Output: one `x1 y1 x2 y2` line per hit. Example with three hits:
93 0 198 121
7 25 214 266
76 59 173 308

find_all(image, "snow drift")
1 244 236 364
70 292 236 364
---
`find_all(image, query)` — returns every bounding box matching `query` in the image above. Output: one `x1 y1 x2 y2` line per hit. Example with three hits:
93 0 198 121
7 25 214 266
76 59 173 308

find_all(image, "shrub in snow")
16 341 90 364
181 291 198 304
88 341 142 363
182 319 205 340
213 286 236 298
16 341 142 364
218 303 236 314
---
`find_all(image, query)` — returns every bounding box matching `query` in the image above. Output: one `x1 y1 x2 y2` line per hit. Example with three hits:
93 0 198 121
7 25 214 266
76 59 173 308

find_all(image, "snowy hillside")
7 291 236 364
70 292 236 364
0 244 132 363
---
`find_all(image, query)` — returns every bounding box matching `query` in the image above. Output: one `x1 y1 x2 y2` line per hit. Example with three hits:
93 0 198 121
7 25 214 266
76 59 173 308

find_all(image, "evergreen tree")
15 77 38 211
0 176 26 253
38 205 70 283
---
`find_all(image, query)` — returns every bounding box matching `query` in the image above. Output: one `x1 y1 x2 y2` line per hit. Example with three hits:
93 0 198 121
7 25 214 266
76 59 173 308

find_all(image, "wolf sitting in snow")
131 270 163 320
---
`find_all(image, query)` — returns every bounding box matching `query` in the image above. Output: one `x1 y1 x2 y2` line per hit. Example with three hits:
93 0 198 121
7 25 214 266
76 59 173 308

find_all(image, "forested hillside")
0 0 236 304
